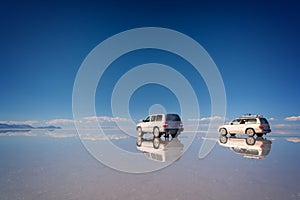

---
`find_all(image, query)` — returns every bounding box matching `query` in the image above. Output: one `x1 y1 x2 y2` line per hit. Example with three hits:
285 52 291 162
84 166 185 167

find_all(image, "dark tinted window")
166 114 181 121
245 118 257 124
260 118 269 124
156 115 162 121
151 116 156 122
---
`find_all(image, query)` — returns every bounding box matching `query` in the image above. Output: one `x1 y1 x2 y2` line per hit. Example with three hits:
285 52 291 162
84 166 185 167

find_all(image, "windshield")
166 114 181 121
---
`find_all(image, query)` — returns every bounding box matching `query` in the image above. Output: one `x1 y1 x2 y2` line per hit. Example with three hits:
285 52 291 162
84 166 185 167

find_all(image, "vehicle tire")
246 128 255 137
220 128 227 136
136 137 142 147
171 131 179 138
153 138 160 149
153 127 160 138
246 137 256 145
219 136 228 144
256 133 263 137
137 127 143 137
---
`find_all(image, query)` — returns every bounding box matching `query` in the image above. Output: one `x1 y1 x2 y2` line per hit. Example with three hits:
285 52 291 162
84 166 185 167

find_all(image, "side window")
151 115 156 122
231 119 241 125
156 115 162 121
246 119 256 124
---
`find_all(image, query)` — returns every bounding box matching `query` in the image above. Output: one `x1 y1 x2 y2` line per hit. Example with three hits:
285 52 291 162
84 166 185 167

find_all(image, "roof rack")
242 114 263 118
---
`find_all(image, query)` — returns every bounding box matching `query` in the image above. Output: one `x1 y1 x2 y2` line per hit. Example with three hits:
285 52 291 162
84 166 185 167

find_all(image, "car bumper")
257 129 271 134
164 128 184 133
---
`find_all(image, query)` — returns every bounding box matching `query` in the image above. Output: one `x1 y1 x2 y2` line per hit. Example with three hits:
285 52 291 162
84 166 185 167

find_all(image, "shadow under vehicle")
136 136 184 162
218 136 272 159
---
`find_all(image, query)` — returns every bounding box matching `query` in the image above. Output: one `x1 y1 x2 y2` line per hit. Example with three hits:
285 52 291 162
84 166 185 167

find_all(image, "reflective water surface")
218 136 272 159
0 130 300 200
136 137 184 162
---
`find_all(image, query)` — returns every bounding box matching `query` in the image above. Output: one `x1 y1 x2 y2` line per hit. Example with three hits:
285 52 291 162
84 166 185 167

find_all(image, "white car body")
136 137 184 162
218 115 271 137
218 136 272 159
136 113 183 138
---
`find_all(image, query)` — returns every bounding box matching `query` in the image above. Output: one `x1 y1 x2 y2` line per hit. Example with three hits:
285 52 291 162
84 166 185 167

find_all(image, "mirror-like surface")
0 130 300 200
136 137 184 162
218 136 272 159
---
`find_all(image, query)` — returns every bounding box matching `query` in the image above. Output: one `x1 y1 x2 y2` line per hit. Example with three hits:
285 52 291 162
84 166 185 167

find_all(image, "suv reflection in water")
136 136 184 163
218 136 272 159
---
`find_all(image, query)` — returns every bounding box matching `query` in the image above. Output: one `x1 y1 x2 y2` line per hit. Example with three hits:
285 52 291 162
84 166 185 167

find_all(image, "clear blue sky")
0 0 299 124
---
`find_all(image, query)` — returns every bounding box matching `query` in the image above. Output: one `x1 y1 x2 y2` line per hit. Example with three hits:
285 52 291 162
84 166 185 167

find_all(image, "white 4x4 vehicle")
136 114 183 138
218 115 271 137
218 136 272 159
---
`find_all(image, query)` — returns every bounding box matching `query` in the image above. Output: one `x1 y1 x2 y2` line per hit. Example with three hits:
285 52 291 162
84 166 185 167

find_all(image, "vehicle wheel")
220 128 227 136
246 128 255 137
246 137 256 145
171 132 179 138
219 136 228 144
137 127 143 137
153 138 160 149
230 133 236 137
136 137 142 147
153 127 160 138
256 133 263 137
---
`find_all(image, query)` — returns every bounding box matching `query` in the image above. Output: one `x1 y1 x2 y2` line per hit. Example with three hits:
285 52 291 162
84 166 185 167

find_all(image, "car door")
227 119 242 133
142 116 151 132
149 115 157 132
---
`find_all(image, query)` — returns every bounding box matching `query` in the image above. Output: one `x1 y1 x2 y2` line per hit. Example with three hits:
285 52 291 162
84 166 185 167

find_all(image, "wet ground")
0 130 300 200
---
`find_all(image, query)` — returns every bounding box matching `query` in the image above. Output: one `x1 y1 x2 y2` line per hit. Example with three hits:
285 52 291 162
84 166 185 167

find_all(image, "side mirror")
230 122 233 125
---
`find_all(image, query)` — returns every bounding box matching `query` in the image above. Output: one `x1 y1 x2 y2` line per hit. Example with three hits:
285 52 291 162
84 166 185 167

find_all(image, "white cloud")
272 123 293 128
81 134 130 141
188 116 226 122
0 120 39 125
269 117 276 121
286 137 300 143
285 116 300 121
45 132 75 138
45 119 74 125
270 123 300 135
0 131 37 137
83 116 130 122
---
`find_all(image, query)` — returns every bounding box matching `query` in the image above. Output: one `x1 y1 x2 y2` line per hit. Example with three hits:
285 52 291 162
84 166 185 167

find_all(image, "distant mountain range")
0 123 61 130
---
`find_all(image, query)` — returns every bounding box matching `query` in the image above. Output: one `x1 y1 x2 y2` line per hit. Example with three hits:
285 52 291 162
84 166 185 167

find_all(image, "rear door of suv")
259 118 271 132
166 114 181 130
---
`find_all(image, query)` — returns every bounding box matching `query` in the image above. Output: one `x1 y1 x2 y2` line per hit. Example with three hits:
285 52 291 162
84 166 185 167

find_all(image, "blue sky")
0 0 299 128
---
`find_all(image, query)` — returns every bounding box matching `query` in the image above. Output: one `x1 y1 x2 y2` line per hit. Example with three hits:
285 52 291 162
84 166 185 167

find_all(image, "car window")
231 119 241 125
246 119 257 124
151 116 156 122
156 115 162 121
232 147 259 156
144 116 150 122
166 114 180 121
260 118 269 124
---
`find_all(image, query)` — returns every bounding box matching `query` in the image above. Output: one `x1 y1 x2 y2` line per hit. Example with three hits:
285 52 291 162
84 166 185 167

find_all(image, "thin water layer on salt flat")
0 130 300 200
